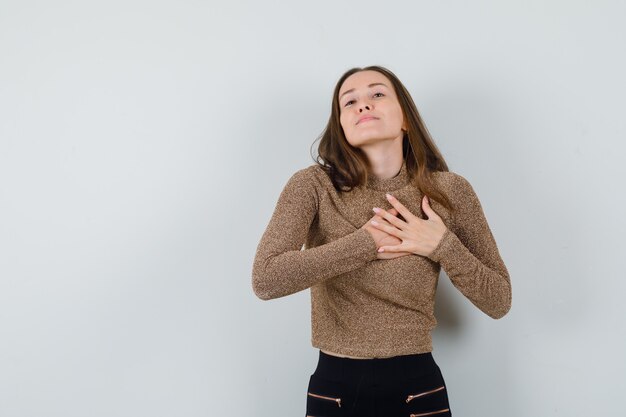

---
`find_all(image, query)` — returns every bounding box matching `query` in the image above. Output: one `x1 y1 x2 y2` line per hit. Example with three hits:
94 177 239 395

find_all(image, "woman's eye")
344 93 384 107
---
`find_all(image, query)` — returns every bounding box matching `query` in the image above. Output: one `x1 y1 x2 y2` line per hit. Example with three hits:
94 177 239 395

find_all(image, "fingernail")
372 207 381 213
378 247 384 252
386 193 394 200
371 220 378 226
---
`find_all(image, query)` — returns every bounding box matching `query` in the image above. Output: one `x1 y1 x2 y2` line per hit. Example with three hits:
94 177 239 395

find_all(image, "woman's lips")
357 117 378 124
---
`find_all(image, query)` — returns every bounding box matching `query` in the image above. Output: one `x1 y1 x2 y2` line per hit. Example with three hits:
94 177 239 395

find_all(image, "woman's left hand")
370 193 448 258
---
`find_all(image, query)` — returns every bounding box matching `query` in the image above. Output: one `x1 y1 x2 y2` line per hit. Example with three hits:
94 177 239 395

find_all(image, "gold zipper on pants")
410 408 450 417
307 391 342 407
406 385 445 403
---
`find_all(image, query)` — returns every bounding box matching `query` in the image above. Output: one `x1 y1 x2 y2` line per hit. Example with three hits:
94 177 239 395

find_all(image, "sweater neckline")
365 162 409 191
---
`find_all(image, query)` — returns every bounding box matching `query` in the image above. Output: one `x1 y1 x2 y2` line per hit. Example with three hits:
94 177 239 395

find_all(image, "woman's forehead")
339 71 392 97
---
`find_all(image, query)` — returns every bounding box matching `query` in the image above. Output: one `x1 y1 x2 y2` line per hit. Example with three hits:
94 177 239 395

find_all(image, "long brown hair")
311 65 455 213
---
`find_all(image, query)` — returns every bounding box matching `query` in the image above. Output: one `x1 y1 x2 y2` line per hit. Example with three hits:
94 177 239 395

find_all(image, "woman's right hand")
361 208 413 260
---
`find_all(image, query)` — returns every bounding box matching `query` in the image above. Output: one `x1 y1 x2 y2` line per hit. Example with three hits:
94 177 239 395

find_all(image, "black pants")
305 350 451 417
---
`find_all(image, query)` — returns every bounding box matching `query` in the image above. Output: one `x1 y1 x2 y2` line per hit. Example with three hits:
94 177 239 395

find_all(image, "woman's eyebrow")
339 83 388 100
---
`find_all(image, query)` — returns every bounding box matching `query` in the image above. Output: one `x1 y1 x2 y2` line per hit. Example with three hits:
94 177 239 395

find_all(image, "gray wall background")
1 0 624 416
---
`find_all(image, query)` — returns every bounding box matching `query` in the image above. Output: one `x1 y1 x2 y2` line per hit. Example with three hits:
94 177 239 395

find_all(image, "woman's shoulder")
298 163 334 188
280 164 330 193
430 169 473 190
429 170 482 208
304 163 328 176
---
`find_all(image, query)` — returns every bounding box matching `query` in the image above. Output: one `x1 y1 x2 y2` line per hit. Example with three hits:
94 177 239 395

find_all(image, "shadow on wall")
434 272 465 336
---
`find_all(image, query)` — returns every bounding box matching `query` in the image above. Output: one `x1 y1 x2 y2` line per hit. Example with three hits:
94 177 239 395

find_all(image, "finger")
370 219 402 238
422 195 442 221
377 243 407 253
372 207 406 229
385 194 416 222
386 207 402 217
389 207 407 223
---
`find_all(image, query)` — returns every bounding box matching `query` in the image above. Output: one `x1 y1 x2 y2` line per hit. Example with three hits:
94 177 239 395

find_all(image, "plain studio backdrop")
1 0 624 416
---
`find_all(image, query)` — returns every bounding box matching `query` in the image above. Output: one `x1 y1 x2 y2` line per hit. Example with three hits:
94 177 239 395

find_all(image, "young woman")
252 65 512 417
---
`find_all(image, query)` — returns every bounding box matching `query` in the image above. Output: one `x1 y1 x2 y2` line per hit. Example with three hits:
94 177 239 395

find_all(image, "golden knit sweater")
251 162 512 358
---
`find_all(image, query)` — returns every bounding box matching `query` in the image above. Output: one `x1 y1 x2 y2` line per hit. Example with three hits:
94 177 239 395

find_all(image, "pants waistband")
314 349 439 383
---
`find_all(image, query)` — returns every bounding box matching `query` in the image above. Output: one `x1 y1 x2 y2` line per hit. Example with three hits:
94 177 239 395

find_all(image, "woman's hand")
370 194 448 258
361 208 414 260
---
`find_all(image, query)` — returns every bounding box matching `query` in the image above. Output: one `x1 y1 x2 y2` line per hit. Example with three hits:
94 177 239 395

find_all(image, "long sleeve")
427 174 512 319
252 168 378 301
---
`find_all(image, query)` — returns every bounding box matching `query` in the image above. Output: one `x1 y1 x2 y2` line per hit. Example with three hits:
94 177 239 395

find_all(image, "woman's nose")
359 104 371 112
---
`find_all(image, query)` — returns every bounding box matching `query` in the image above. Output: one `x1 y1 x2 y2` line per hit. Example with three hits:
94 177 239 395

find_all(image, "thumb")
422 195 441 220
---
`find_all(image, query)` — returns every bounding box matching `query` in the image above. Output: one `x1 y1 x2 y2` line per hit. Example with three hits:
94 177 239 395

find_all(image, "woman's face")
338 70 406 149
